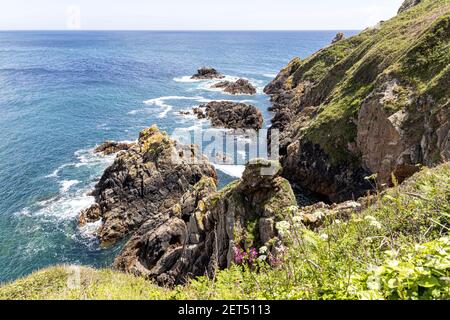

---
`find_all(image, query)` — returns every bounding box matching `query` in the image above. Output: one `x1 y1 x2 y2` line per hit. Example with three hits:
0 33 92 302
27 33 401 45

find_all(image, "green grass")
2 163 448 300
281 0 450 165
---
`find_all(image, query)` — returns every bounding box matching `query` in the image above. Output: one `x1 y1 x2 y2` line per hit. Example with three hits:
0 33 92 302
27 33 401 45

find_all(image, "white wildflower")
320 233 329 241
276 221 291 237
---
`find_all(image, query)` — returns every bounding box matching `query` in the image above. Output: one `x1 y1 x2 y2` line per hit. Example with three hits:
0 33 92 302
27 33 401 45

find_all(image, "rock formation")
114 159 297 286
331 32 345 44
211 78 257 95
264 0 449 202
398 0 422 13
78 125 217 247
191 67 225 80
193 101 263 130
94 141 135 155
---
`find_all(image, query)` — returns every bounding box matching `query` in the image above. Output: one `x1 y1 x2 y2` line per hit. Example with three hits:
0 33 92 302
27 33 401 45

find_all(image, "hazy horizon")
1 0 404 31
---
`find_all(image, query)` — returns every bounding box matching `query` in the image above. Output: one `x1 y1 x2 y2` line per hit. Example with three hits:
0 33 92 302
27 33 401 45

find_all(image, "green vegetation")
282 0 450 165
2 164 448 300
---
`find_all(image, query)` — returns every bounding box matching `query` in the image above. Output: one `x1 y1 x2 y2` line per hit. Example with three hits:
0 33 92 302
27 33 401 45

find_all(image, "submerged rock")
211 78 257 95
78 125 217 247
115 159 297 286
191 67 224 80
94 141 135 155
193 101 263 130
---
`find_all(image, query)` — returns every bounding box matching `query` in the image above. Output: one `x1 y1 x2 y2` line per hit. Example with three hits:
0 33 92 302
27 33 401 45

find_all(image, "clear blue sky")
1 0 405 30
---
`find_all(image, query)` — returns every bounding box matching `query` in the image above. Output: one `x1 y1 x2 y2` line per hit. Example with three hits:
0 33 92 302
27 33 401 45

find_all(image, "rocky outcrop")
194 101 263 130
263 0 449 202
191 67 224 80
94 141 135 155
331 32 345 44
398 0 422 14
211 78 257 95
115 159 297 286
78 125 217 247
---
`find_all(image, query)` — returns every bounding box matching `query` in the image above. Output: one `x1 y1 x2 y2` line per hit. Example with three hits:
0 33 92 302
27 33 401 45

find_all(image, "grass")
1 163 448 300
280 0 450 165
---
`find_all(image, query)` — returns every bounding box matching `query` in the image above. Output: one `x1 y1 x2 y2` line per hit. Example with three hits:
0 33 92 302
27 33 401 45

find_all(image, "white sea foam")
77 219 103 241
60 180 80 193
45 163 75 178
263 73 277 78
130 96 206 118
213 164 246 178
173 76 202 83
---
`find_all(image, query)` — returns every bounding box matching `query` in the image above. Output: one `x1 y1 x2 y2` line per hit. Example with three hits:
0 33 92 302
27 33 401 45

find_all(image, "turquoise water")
0 31 358 282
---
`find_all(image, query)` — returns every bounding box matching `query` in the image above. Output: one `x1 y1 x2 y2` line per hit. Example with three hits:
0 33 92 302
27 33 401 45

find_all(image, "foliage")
0 164 448 300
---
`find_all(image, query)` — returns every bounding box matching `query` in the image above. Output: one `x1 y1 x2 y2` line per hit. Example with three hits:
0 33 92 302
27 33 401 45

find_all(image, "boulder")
78 125 217 247
211 78 257 95
193 101 263 130
191 67 224 80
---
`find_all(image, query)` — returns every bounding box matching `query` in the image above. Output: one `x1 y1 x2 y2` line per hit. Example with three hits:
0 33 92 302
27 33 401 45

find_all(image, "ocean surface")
0 30 358 283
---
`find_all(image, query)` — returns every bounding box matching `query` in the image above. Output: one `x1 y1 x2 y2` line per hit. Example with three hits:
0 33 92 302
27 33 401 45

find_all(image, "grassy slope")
281 0 450 164
1 163 448 300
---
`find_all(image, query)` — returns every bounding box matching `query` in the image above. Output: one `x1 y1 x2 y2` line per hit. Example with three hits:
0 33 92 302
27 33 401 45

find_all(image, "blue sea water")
0 30 358 283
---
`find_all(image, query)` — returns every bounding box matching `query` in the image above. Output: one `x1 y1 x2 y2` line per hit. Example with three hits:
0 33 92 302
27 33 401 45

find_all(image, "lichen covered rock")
78 125 217 247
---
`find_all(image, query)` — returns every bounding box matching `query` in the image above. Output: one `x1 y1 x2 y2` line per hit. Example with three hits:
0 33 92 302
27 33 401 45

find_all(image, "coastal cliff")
1 0 449 300
265 0 450 202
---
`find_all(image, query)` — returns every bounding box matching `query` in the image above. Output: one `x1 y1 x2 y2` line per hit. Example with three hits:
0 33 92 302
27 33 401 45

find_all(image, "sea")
0 30 358 283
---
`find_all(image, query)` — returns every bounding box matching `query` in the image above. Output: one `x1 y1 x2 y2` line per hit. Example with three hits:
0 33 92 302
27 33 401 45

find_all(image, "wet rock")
191 67 224 80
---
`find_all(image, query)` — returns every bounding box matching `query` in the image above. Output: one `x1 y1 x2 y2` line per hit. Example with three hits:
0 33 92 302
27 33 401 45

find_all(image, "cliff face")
265 0 450 202
114 159 297 286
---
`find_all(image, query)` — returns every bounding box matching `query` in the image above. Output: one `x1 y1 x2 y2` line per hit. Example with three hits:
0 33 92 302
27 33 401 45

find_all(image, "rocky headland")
114 159 296 286
264 0 449 202
79 125 217 247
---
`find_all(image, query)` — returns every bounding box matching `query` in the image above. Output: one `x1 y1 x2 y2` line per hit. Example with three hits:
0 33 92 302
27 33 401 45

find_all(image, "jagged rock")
331 32 345 44
78 125 217 247
211 78 257 95
94 141 135 155
191 67 224 80
398 0 421 14
115 160 297 286
193 101 263 130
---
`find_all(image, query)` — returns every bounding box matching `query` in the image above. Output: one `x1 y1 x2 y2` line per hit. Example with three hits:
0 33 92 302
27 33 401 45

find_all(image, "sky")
0 0 405 30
